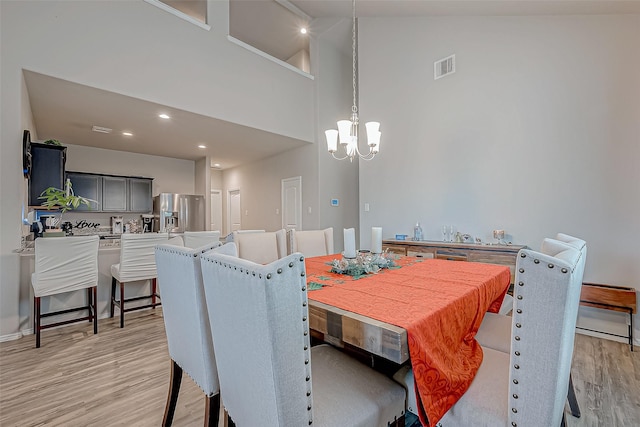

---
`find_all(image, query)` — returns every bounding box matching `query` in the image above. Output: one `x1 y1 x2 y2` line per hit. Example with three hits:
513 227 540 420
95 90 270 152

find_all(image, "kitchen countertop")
15 234 121 256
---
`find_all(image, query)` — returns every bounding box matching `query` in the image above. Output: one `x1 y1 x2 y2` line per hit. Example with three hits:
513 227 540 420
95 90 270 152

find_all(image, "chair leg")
92 286 98 335
567 373 581 418
35 296 41 348
110 276 116 318
205 393 221 427
152 278 157 309
120 281 125 328
162 360 183 427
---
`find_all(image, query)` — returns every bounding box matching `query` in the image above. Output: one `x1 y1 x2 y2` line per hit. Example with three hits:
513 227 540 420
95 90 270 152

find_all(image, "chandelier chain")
352 0 357 114
324 0 380 162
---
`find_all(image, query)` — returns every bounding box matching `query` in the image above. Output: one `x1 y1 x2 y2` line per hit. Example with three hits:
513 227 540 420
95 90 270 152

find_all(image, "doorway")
227 189 241 234
281 176 302 231
210 189 222 232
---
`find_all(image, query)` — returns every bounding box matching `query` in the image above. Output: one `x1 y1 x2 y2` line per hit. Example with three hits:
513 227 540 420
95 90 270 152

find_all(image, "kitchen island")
16 235 155 337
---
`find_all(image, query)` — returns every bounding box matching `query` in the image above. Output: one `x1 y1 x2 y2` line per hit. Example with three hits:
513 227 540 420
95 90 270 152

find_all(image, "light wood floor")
1 309 638 426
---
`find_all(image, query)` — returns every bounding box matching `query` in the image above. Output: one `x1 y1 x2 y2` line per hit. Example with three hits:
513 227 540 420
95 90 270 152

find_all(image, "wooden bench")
578 282 637 351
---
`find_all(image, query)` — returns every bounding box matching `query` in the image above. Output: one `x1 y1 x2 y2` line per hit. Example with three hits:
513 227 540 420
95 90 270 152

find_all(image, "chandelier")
325 0 380 162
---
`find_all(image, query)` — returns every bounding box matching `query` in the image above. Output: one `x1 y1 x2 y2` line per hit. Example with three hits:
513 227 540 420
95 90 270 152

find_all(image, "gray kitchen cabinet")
66 172 101 211
102 176 128 211
28 143 66 206
67 172 152 213
128 178 153 212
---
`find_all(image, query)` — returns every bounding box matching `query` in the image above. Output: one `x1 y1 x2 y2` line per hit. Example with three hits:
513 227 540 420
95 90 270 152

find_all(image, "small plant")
38 179 97 215
42 139 62 146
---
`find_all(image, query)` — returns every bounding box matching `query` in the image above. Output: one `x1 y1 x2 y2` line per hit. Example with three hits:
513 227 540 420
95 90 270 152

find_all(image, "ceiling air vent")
92 125 112 134
434 54 455 80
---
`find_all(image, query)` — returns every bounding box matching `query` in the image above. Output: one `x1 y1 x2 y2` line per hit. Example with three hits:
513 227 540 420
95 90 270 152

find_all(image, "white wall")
0 0 315 338
358 15 640 343
217 20 360 249
315 22 360 250
66 144 195 195
221 143 318 234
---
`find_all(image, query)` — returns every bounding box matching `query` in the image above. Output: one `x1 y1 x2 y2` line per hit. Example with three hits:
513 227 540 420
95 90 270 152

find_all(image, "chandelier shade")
325 0 381 162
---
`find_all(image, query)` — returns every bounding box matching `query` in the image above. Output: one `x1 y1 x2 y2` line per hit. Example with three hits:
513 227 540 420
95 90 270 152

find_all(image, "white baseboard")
0 332 23 342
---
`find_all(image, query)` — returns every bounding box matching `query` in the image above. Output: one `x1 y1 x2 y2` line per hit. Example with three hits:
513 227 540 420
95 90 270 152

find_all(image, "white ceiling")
24 71 309 169
291 0 640 18
24 0 639 169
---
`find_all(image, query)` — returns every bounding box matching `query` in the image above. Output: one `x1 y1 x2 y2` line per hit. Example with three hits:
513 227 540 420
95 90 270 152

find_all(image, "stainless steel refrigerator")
153 193 205 233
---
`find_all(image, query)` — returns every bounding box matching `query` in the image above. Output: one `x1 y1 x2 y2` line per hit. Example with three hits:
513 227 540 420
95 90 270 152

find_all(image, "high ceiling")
24 0 640 169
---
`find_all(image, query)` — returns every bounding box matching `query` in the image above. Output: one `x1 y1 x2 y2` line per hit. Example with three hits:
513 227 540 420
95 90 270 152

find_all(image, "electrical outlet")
307 206 312 214
364 203 370 212
276 208 279 215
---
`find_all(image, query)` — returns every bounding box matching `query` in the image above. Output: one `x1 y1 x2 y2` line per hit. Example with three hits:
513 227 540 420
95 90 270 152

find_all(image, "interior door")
228 189 241 233
282 176 302 231
210 189 222 232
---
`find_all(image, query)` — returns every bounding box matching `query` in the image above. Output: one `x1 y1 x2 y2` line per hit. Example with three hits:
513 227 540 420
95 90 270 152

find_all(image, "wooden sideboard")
382 239 527 284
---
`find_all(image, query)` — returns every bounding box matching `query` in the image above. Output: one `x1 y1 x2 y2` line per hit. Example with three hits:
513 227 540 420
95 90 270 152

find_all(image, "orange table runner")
305 255 510 425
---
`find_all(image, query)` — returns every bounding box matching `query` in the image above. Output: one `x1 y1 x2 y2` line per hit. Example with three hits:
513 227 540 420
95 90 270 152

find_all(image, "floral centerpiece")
330 249 398 278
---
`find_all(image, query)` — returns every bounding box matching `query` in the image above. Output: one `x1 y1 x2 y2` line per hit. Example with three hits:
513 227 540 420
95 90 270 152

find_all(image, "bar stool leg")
110 277 116 318
120 281 125 328
35 296 41 348
93 286 98 335
87 288 92 323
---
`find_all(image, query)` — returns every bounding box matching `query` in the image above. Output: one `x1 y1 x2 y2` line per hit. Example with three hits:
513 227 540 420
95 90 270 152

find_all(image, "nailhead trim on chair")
510 248 575 426
295 255 313 427
207 253 313 425
512 251 526 424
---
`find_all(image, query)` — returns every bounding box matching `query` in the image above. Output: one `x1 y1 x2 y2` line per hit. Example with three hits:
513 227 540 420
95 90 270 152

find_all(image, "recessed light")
300 27 307 34
213 163 221 168
122 132 133 136
198 144 207 149
159 113 170 119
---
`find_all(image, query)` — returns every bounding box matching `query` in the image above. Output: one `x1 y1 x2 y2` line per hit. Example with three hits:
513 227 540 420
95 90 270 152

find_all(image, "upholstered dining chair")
475 235 587 420
183 230 221 249
154 241 238 427
288 227 334 257
31 235 99 348
110 232 172 328
438 243 584 427
232 229 287 264
200 252 407 427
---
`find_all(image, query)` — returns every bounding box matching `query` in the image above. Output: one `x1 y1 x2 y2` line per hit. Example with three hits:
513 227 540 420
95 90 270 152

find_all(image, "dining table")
304 254 511 426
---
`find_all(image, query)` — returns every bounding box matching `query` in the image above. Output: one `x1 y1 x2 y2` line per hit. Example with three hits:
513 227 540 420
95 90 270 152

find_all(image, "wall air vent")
434 54 455 80
92 126 112 134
